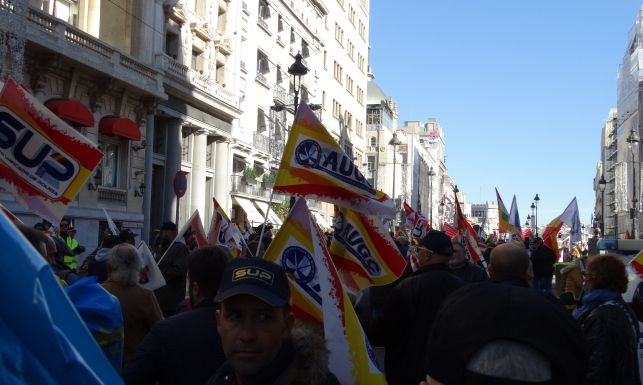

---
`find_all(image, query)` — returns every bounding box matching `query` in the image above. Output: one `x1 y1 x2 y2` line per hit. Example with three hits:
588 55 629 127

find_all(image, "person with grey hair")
423 243 587 384
102 243 163 365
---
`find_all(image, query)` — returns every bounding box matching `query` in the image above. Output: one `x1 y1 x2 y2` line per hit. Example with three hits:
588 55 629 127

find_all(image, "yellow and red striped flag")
330 205 407 293
631 250 643 279
264 198 387 384
273 102 394 218
495 188 517 235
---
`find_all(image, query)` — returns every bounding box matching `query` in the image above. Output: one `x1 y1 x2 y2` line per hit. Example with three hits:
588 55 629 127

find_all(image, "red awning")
99 116 141 141
44 99 95 127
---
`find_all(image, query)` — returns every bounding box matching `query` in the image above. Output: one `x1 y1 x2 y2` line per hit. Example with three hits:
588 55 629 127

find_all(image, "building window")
257 50 269 74
347 40 355 60
370 137 377 147
276 65 283 83
334 23 344 46
301 40 310 58
290 27 296 43
257 108 268 133
259 0 271 19
278 15 284 32
181 132 191 162
333 100 342 119
44 0 78 25
345 111 353 130
345 75 353 95
333 61 343 84
357 86 364 105
358 53 365 73
97 142 119 188
367 108 381 125
359 19 366 40
165 33 179 59
356 120 363 138
336 0 345 8
322 91 326 110
216 62 226 86
191 49 203 72
349 5 356 25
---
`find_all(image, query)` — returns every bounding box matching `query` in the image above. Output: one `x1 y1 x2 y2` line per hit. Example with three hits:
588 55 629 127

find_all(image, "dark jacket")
380 264 463 385
154 241 189 314
451 261 487 283
531 244 556 278
578 297 641 385
122 301 224 385
205 324 340 385
425 280 588 385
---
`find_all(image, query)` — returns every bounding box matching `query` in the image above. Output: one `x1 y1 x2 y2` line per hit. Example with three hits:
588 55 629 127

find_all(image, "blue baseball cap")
214 257 290 307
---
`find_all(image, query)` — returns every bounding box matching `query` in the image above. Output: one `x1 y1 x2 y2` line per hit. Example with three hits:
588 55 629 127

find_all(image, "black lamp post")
533 194 540 237
527 214 531 231
440 199 445 228
288 53 308 115
453 185 459 224
598 174 606 238
428 166 435 227
627 127 640 239
388 132 401 231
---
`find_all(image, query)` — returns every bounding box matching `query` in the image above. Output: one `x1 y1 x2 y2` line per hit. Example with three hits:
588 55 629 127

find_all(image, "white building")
471 201 499 237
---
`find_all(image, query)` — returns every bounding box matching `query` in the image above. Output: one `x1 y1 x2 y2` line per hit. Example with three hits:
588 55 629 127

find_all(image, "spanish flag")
273 102 394 218
330 205 407 293
264 198 387 384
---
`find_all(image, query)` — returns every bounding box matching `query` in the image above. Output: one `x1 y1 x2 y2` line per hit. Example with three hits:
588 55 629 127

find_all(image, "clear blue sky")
369 0 643 226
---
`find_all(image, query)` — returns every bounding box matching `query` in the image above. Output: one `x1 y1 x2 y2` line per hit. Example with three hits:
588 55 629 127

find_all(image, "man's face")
449 242 466 267
216 294 294 378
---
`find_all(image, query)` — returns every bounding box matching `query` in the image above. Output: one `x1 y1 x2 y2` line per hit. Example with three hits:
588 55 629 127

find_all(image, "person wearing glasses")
380 230 464 385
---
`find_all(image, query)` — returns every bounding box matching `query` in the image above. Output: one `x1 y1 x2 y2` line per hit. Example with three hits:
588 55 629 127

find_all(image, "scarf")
572 288 620 320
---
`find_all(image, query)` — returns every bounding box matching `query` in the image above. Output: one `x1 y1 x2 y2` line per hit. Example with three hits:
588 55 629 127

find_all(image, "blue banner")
0 212 123 384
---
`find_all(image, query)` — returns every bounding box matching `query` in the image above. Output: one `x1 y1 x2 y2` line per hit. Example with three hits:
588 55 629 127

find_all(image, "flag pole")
256 188 276 257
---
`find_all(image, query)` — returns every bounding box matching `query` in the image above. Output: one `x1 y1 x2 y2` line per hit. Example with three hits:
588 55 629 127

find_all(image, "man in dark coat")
154 221 189 317
449 240 487 283
424 243 587 385
380 230 463 385
206 257 339 385
123 246 229 385
530 237 557 294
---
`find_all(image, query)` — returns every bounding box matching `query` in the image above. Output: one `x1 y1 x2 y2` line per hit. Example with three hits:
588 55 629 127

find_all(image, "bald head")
489 243 531 285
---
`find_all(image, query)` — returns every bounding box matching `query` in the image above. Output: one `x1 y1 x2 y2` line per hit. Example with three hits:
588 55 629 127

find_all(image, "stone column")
84 0 101 37
142 114 154 243
214 140 231 215
190 132 207 219
131 0 156 63
164 119 182 223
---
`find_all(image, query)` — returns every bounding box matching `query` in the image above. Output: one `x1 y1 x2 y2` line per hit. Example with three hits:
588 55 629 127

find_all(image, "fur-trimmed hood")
206 322 339 385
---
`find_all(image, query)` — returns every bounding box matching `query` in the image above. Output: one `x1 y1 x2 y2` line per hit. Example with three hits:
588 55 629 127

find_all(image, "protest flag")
264 198 387 384
508 195 522 240
273 102 394 218
442 222 458 239
455 195 483 263
404 201 431 240
158 210 208 264
496 188 517 235
631 250 643 279
102 208 119 236
0 208 123 384
330 205 407 292
0 202 22 224
542 198 581 255
0 78 103 225
207 197 244 256
136 241 166 290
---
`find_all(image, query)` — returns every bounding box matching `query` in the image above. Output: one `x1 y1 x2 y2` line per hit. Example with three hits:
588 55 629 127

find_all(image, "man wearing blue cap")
206 257 339 385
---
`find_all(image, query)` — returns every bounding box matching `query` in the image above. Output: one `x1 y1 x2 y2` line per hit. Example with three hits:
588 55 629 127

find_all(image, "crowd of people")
15 215 643 385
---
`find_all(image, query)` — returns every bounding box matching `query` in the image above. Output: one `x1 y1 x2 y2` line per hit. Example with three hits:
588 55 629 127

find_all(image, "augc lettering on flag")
293 137 374 195
0 108 79 199
334 211 383 276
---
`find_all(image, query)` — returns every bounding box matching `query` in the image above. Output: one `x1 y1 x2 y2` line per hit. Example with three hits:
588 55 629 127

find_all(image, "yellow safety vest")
63 236 79 271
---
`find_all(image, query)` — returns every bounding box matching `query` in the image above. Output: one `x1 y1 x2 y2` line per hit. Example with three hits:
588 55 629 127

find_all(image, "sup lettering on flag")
330 205 407 293
273 102 394 218
0 78 103 225
264 198 387 384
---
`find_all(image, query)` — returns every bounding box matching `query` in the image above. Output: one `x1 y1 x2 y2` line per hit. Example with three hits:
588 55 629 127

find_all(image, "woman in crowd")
573 254 641 385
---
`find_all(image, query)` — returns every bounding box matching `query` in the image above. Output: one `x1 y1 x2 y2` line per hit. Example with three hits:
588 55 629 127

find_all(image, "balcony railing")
156 53 240 108
231 174 270 200
273 84 293 104
98 186 127 203
253 132 271 153
257 18 270 34
255 72 268 87
27 8 163 97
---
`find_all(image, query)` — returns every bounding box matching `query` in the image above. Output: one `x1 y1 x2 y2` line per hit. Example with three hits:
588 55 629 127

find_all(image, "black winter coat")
122 301 225 385
531 245 556 278
579 298 641 385
380 264 463 385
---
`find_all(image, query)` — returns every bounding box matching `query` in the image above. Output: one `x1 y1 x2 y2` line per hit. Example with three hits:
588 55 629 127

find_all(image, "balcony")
156 53 240 109
98 187 127 203
257 18 271 35
273 84 293 105
26 8 164 98
255 72 269 87
366 145 378 153
240 60 247 73
253 132 271 153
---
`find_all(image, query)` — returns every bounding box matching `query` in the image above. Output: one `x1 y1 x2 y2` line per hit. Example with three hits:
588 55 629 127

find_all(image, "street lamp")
287 53 308 115
388 132 401 230
598 174 606 238
527 214 531 231
533 194 540 237
627 127 640 239
428 166 435 227
439 199 445 228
